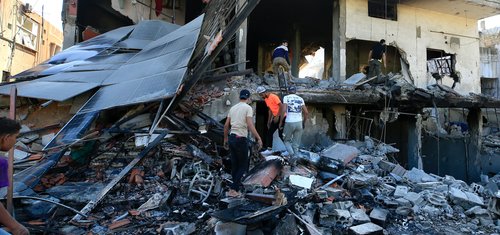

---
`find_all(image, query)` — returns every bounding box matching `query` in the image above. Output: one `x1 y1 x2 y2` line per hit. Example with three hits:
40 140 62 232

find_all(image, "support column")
332 0 346 82
466 108 482 182
408 113 423 170
332 105 347 139
257 44 264 75
236 0 248 71
292 24 301 78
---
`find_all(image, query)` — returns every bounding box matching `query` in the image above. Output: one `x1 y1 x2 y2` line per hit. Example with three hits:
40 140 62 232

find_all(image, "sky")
480 15 500 30
21 0 63 30
15 1 500 33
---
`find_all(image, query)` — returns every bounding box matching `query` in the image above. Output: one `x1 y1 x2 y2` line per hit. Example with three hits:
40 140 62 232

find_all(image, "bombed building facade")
0 0 500 234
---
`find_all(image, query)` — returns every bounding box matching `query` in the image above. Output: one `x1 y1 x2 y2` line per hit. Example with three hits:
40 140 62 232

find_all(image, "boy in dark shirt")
367 39 387 83
0 117 29 235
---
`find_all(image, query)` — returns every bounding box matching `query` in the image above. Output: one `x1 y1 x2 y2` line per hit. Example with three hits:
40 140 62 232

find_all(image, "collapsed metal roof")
0 18 197 110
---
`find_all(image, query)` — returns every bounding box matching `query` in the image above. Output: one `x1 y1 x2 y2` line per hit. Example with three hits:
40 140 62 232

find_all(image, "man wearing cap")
280 86 308 158
256 86 283 150
272 40 292 79
367 39 387 83
223 89 263 197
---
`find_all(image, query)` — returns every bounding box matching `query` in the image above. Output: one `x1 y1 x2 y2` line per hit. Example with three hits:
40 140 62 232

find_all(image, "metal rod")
7 86 16 215
287 209 322 235
71 132 168 222
0 196 87 218
319 173 348 190
205 60 250 72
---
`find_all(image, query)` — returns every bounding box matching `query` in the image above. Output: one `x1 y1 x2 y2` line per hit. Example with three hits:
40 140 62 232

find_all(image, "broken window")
427 49 455 77
368 0 397 21
16 14 38 50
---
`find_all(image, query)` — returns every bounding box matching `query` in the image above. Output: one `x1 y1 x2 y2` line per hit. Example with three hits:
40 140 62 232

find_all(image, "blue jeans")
0 228 10 235
228 134 249 191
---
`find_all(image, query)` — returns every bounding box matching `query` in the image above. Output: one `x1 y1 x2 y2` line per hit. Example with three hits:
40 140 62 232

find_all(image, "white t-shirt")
283 94 305 123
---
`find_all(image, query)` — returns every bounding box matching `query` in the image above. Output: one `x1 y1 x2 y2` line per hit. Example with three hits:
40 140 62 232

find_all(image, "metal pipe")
0 196 88 218
319 173 348 190
7 86 17 214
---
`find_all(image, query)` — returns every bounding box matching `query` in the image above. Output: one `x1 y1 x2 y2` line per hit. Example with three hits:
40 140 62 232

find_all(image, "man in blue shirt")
272 40 292 80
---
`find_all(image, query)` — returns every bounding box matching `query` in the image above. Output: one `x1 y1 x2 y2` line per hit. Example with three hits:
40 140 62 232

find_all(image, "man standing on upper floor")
280 86 308 158
272 40 292 80
256 86 283 151
367 39 387 83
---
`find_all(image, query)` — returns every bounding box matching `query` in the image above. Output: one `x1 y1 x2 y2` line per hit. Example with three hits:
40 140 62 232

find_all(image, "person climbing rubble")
367 39 387 84
280 86 308 158
0 117 30 235
272 40 292 80
223 89 263 197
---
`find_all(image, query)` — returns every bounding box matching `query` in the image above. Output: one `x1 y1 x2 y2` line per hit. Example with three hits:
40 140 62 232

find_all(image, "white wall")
110 0 186 25
345 0 481 95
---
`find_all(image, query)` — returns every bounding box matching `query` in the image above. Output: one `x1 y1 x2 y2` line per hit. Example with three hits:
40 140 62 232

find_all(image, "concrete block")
391 164 407 177
403 192 424 206
320 209 353 227
215 222 246 235
377 160 396 172
403 167 437 183
393 186 409 198
395 198 411 207
348 222 384 235
422 205 441 217
321 143 360 165
289 175 314 189
350 208 371 225
369 208 388 227
449 187 484 209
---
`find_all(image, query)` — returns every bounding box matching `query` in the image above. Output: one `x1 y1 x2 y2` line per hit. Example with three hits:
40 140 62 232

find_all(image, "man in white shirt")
223 89 263 197
280 86 308 158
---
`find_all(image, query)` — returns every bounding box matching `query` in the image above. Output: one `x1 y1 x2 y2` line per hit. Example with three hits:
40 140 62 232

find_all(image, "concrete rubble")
1 98 499 234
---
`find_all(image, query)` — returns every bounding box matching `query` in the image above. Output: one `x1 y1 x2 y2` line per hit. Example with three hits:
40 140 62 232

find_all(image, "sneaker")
260 149 274 156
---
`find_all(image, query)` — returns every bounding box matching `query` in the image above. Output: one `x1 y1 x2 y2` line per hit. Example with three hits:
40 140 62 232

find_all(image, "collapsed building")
0 0 500 234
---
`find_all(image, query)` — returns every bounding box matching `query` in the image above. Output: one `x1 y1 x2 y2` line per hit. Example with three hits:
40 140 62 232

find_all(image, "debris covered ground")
1 85 499 234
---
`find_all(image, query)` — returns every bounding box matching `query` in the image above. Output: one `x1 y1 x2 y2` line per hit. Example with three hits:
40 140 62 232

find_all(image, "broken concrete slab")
350 208 371 225
369 208 388 227
214 221 247 235
289 175 314 189
403 192 424 206
403 167 437 183
321 143 360 165
393 186 409 198
348 222 384 235
243 159 283 187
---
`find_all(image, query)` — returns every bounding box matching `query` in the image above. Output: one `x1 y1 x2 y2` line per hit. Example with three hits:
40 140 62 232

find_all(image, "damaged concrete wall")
110 0 186 25
345 0 482 95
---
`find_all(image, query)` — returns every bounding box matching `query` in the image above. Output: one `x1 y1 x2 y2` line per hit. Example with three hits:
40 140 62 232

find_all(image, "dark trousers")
368 59 383 83
228 134 249 191
265 119 283 149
